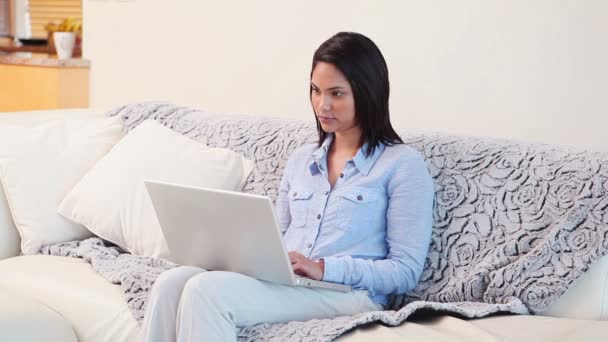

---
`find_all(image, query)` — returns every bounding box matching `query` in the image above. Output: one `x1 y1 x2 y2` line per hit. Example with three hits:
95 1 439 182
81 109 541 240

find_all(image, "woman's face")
310 62 358 135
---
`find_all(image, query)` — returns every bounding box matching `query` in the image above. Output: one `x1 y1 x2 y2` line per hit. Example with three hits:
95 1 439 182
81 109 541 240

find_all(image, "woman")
142 32 434 341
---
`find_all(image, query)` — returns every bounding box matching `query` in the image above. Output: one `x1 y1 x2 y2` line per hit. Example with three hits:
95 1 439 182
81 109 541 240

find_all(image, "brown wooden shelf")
0 44 82 57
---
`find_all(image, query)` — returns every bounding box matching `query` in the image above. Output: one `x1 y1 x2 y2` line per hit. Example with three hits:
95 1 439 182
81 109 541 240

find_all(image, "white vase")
53 32 76 60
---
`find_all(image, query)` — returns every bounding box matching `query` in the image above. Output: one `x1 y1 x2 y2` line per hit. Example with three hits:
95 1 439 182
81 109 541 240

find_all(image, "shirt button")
307 243 312 248
339 173 344 178
293 192 297 197
324 191 329 196
357 195 363 201
317 214 321 219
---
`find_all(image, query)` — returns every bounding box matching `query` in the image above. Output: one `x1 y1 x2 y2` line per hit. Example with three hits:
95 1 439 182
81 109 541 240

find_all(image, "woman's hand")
288 251 325 281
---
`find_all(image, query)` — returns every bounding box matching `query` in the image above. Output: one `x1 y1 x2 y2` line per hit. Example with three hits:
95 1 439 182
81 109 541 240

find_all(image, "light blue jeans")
141 266 382 342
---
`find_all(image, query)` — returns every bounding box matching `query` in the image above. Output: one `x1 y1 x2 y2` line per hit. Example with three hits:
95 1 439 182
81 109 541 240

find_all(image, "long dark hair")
311 32 403 156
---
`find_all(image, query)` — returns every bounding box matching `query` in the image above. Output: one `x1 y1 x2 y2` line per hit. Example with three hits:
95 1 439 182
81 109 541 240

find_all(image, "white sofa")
1 108 607 342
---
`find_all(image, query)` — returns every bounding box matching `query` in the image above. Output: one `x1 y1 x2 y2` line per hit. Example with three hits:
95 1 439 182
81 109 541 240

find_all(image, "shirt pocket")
288 188 313 228
337 187 382 231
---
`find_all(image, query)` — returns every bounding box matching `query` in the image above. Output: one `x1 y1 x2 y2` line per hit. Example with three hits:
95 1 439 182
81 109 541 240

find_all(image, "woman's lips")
318 116 336 122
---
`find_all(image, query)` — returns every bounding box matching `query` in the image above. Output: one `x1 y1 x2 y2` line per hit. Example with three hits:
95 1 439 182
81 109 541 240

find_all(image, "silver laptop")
144 180 351 292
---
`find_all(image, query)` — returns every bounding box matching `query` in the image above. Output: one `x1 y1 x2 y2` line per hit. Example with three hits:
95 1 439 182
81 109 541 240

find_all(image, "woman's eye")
312 88 321 94
333 91 344 97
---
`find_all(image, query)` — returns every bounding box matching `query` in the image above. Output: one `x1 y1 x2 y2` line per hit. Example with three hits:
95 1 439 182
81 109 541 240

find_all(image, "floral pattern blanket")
43 102 608 341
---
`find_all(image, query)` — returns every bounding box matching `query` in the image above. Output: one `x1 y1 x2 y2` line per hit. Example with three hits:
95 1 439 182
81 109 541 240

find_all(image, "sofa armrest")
0 181 20 260
540 254 608 320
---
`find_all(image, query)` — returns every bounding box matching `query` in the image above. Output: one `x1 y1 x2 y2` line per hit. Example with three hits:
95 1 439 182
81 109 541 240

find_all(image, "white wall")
83 0 608 151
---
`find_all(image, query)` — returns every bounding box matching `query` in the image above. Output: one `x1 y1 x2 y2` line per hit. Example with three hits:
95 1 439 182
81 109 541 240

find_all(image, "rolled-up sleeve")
322 152 434 296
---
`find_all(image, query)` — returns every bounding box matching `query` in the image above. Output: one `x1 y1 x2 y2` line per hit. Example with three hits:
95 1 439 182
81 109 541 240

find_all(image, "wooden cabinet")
0 55 89 111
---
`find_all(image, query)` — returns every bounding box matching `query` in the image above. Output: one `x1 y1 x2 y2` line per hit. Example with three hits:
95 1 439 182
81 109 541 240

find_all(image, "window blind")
0 0 10 37
28 0 81 38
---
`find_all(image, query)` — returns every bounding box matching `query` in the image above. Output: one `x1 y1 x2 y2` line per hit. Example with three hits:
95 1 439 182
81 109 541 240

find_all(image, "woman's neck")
332 129 362 157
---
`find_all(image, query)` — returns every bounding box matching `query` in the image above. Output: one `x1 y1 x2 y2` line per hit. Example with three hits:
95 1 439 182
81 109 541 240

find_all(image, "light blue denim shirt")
275 134 434 306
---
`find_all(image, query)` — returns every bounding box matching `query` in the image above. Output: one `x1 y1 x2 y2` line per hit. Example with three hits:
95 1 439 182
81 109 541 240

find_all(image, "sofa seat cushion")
0 287 77 342
0 255 140 342
339 314 608 342
1 256 607 342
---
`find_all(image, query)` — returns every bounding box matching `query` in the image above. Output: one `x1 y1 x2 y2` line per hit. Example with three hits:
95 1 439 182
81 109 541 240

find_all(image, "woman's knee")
181 271 244 307
151 266 205 298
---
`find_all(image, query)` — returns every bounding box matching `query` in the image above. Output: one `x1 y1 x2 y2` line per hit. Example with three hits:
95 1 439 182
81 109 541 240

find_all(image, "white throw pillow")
0 117 125 254
58 119 254 258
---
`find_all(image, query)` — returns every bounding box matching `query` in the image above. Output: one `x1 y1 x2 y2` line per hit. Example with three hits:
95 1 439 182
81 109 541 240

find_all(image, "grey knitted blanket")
42 102 608 341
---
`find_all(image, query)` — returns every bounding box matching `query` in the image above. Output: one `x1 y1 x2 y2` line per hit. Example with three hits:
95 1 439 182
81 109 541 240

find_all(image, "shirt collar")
352 141 385 176
309 134 334 175
309 134 385 176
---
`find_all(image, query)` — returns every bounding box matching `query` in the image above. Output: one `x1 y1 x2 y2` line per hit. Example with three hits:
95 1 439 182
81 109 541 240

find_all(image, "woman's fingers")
293 261 314 276
293 269 307 277
289 252 322 279
292 262 308 276
288 251 306 264
288 252 298 264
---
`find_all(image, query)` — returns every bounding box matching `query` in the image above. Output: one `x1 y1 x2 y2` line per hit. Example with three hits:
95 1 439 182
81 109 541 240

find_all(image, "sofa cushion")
338 314 608 342
0 117 124 254
58 119 254 258
0 286 77 342
1 255 605 342
0 108 105 260
0 108 106 126
0 255 140 342
541 254 608 320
